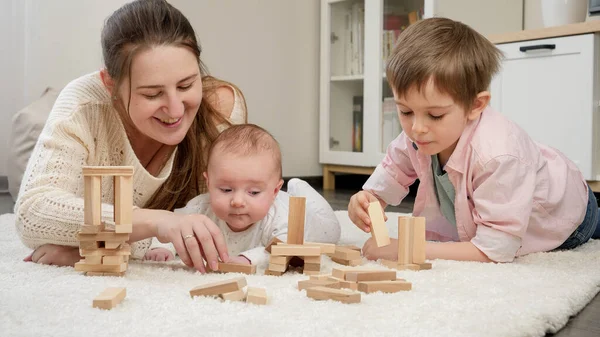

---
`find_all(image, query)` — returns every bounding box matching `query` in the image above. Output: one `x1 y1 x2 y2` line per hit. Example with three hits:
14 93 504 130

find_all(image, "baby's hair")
207 124 282 178
386 17 503 110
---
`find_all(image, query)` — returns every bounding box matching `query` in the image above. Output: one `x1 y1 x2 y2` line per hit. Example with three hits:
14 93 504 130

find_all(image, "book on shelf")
352 96 363 152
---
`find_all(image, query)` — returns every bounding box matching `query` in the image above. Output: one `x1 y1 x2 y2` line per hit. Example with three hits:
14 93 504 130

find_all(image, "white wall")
434 0 523 36
0 0 321 178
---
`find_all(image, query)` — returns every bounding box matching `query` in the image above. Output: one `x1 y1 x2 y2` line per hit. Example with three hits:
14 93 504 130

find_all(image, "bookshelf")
319 0 524 189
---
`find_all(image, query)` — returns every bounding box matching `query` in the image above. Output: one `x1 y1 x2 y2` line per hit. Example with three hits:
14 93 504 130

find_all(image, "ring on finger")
183 234 195 240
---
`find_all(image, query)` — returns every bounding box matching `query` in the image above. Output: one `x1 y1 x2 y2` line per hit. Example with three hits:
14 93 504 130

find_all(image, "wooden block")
412 217 426 264
269 256 291 265
303 242 336 254
331 247 361 260
80 244 131 256
77 231 129 242
265 237 283 253
380 259 420 271
86 271 125 277
302 270 323 276
287 196 306 245
303 263 321 272
328 277 359 291
102 255 124 265
264 269 284 276
80 223 105 234
306 286 361 304
271 245 321 257
114 175 133 227
79 241 99 250
302 256 321 264
309 273 332 281
417 262 432 270
331 257 362 266
115 224 132 234
368 201 391 247
75 261 127 273
82 166 134 176
331 267 382 280
104 242 122 249
85 256 102 265
398 217 413 264
357 280 412 293
219 289 246 302
84 175 102 227
298 279 341 290
189 277 247 297
214 262 257 275
268 263 288 272
92 287 126 310
345 270 397 282
338 244 361 251
246 287 267 305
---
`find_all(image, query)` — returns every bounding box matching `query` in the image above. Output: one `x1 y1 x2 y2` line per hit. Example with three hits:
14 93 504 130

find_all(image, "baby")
146 123 341 265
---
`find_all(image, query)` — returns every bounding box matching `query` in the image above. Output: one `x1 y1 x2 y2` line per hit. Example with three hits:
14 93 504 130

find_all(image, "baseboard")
0 175 7 194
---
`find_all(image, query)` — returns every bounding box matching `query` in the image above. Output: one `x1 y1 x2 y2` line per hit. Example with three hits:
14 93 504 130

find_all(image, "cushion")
7 88 60 201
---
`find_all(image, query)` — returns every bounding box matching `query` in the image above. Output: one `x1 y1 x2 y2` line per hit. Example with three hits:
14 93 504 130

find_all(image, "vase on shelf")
541 0 588 28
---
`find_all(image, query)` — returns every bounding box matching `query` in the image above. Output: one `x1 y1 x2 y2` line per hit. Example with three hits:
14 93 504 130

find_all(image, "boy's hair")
386 17 503 110
207 124 282 179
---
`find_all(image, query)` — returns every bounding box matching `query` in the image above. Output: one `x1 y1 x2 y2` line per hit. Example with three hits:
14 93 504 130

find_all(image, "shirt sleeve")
363 132 418 205
470 155 535 262
148 238 177 257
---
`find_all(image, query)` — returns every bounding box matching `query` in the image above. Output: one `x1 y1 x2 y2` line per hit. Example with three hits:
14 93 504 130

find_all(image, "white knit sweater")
14 71 246 258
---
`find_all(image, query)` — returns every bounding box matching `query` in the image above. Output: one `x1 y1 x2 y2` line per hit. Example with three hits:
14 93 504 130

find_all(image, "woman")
15 0 247 273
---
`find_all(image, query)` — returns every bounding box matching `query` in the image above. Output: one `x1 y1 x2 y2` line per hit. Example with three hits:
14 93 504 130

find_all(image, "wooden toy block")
265 237 283 253
114 175 133 227
412 217 426 264
331 257 362 266
93 287 126 310
302 256 321 264
417 262 432 270
80 223 105 234
398 217 413 264
357 280 412 293
331 247 361 260
214 262 257 275
298 279 341 290
189 277 247 297
306 286 361 304
338 244 361 251
80 244 131 256
303 242 336 254
309 274 332 281
368 201 391 247
328 277 359 291
380 259 420 271
332 267 377 280
84 175 102 226
287 196 306 245
75 262 127 273
79 241 99 250
219 289 246 302
271 245 321 257
246 287 267 305
77 232 129 242
264 269 284 276
84 256 102 265
345 270 397 282
269 256 291 265
115 224 132 234
104 242 122 249
302 270 323 276
102 255 124 265
86 272 125 277
303 263 321 272
268 263 288 273
82 166 134 176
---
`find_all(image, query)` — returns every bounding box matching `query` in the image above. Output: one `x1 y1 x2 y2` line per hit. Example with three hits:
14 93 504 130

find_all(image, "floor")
1 174 598 336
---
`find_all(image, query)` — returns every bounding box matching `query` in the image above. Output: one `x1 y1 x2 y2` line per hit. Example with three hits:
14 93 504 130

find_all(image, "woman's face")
119 45 202 146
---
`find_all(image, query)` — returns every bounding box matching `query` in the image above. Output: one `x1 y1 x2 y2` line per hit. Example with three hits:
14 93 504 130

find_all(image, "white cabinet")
490 34 600 180
318 0 523 188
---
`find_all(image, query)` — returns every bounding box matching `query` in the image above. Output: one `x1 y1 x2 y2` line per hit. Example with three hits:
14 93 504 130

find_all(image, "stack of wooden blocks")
381 216 432 271
74 166 134 276
189 277 268 305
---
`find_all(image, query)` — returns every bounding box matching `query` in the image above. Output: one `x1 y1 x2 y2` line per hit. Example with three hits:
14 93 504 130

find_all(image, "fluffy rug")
1 211 600 337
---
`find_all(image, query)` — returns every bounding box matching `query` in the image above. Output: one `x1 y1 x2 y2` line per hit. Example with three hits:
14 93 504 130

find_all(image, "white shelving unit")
319 0 523 189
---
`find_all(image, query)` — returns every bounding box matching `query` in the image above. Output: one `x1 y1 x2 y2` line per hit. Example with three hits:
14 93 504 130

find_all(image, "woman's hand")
348 191 386 232
24 244 82 266
154 213 229 273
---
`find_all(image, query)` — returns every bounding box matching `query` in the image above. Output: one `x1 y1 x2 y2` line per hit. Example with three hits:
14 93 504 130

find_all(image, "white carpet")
1 212 600 337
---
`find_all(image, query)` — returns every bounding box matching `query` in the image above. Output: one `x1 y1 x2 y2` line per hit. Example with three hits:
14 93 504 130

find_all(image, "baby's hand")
144 247 174 262
362 237 398 261
348 190 384 232
226 255 252 265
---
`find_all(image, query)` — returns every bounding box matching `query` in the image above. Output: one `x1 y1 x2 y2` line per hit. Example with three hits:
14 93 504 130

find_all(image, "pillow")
7 88 60 201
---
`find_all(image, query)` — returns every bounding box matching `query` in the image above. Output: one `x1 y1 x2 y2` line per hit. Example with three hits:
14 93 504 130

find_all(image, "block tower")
381 216 432 271
74 166 134 276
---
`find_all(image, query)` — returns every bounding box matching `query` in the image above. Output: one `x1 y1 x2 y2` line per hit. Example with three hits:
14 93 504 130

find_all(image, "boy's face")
204 150 283 232
393 79 483 166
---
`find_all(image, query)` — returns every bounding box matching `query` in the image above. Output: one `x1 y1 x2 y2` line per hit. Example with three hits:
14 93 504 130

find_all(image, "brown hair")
101 0 247 210
386 17 502 110
207 124 282 179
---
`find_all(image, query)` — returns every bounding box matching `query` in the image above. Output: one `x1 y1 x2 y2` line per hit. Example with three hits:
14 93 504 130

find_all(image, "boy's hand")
348 191 386 232
362 237 398 261
226 255 252 265
144 247 174 262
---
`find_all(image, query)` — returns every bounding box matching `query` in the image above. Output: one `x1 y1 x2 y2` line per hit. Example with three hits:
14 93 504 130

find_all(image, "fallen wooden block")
357 280 412 293
331 257 362 266
264 269 284 276
327 277 359 291
298 279 341 290
345 270 397 282
368 201 391 247
219 289 246 302
309 273 332 281
331 267 379 280
306 286 361 304
92 287 126 310
246 287 268 305
75 261 127 273
331 247 361 260
215 262 257 275
189 277 247 297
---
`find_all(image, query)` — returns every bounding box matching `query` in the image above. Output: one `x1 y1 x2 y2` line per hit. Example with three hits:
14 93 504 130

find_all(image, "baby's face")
205 151 283 232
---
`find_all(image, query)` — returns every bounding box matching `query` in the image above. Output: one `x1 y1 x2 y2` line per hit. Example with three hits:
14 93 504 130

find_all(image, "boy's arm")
426 241 492 262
